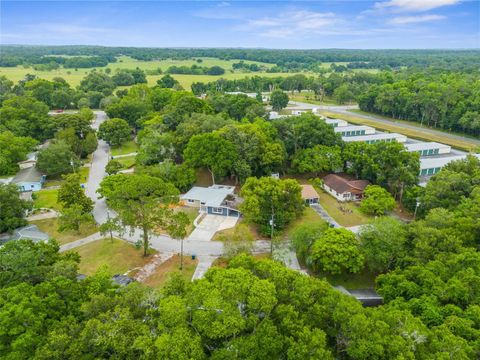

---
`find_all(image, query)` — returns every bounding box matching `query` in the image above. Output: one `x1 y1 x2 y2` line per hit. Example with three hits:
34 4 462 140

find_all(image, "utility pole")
107 211 113 242
413 200 421 220
180 236 184 270
270 203 274 256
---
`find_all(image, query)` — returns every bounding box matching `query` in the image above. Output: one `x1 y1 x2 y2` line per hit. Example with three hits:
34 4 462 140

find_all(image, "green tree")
157 74 179 89
291 145 342 175
291 222 328 262
57 173 93 213
360 185 396 216
309 228 364 275
37 141 79 177
98 174 179 256
240 177 304 235
184 133 237 184
0 131 37 175
98 118 131 147
58 204 94 233
270 90 289 111
166 211 190 270
359 217 407 273
105 159 123 175
0 184 32 233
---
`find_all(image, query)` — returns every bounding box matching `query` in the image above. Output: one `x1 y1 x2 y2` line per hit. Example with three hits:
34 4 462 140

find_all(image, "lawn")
0 55 305 91
142 254 198 288
111 140 138 156
116 155 136 170
73 238 152 275
318 110 478 152
283 207 327 239
178 207 199 235
315 268 377 290
316 190 371 227
33 189 61 211
30 218 98 245
289 91 338 105
43 166 90 188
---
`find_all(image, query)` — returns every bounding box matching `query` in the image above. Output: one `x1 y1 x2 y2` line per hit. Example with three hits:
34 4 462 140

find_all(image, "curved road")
289 101 480 148
85 111 271 257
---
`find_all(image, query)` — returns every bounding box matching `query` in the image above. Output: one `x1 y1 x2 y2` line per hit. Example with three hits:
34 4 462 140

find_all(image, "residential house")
301 185 319 205
181 185 241 217
0 225 50 246
11 166 46 192
323 174 370 202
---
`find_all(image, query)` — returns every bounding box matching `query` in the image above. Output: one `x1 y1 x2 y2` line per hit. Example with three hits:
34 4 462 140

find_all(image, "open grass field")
72 238 152 275
111 140 138 156
289 91 338 105
142 254 198 288
0 55 309 90
30 217 98 245
33 188 61 211
319 110 478 152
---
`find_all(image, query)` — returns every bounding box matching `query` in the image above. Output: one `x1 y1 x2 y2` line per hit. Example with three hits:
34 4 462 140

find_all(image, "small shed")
11 166 46 192
301 185 319 205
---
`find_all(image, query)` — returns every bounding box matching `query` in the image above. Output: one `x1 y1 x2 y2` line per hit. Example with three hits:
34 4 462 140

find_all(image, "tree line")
2 45 479 71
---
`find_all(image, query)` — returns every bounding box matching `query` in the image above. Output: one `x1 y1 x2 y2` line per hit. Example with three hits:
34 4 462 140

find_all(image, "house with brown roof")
322 174 369 202
301 185 319 205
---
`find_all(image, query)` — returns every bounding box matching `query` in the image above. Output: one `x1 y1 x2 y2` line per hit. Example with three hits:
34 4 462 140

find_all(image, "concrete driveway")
188 214 238 242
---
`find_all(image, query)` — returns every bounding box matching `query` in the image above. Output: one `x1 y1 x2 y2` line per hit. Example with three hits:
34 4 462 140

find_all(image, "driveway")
188 214 239 242
310 203 341 228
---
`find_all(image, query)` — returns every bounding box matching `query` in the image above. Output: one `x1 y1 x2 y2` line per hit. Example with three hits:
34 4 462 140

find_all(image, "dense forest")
1 45 479 71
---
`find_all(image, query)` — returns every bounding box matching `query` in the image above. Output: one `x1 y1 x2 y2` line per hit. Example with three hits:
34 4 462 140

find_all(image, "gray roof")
404 142 451 152
181 185 235 207
112 274 135 286
0 225 50 245
342 133 407 143
12 166 44 184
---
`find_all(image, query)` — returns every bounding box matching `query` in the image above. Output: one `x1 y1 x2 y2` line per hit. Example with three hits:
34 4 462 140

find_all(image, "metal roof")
181 185 235 207
0 225 50 245
342 133 407 142
334 125 374 133
11 166 44 184
420 154 475 169
404 142 451 152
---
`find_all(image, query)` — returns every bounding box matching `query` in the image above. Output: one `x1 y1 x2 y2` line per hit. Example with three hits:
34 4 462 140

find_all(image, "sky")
1 0 479 49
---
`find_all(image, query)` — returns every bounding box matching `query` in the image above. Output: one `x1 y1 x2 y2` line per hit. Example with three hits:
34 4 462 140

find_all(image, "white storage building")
419 154 480 176
334 125 375 137
404 142 451 156
342 133 407 144
325 118 348 127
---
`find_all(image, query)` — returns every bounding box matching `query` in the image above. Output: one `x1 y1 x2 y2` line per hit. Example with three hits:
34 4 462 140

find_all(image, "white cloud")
374 0 461 12
217 2 231 7
389 14 446 24
239 10 338 38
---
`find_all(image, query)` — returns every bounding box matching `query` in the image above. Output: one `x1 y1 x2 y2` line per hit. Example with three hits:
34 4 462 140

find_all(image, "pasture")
0 55 308 90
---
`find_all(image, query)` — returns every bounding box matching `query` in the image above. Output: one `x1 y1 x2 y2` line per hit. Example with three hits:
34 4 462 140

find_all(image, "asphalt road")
289 101 480 148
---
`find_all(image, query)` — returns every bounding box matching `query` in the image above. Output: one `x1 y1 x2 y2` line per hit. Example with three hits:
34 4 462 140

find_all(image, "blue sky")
1 1 479 49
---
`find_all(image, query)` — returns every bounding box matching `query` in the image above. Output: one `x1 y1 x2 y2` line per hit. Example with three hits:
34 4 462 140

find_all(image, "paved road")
290 101 480 148
86 111 110 224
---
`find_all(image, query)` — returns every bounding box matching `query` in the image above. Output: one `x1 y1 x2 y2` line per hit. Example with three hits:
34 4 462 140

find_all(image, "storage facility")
404 142 451 156
334 125 375 137
342 133 407 144
325 118 348 127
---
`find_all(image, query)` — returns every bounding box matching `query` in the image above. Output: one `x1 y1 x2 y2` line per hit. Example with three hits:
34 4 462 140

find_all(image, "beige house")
323 174 369 202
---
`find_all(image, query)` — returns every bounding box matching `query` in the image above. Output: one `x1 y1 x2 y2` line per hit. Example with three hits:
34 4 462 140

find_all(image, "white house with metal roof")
334 125 375 137
181 185 241 217
342 133 407 144
404 142 451 156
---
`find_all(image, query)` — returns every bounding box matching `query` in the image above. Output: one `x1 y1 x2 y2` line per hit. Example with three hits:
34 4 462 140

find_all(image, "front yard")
111 141 138 156
72 238 152 275
315 268 377 290
142 254 198 288
317 191 371 227
30 218 98 245
33 189 61 211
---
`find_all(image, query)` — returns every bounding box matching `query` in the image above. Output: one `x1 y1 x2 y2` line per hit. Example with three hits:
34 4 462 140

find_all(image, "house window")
211 207 224 214
187 199 195 203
